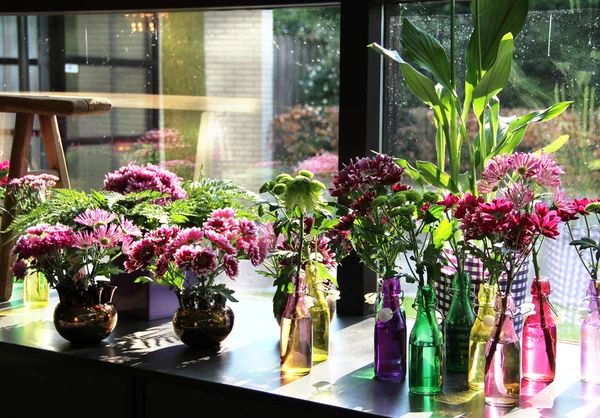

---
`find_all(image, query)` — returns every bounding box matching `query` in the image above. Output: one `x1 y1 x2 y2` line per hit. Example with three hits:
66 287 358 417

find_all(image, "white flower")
364 292 377 305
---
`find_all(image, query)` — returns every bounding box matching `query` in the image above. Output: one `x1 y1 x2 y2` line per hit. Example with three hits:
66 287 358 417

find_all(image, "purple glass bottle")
581 279 600 384
522 277 556 382
374 277 407 380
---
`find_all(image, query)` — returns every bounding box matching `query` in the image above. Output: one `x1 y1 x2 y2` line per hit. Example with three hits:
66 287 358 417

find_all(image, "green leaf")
394 158 426 190
534 135 570 155
400 18 452 91
473 33 515 117
491 102 572 157
415 161 459 194
316 262 338 287
433 218 453 249
465 0 529 108
368 43 447 111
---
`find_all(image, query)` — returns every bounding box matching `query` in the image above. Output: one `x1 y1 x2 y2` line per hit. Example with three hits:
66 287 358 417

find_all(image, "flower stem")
537 280 556 374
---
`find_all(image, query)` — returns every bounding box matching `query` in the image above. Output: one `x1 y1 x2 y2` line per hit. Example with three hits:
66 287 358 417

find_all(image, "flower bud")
273 183 287 195
276 173 293 184
297 170 314 179
585 202 600 214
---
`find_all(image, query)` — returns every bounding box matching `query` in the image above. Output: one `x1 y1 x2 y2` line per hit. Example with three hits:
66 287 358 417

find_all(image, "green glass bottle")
445 273 475 372
467 283 497 390
306 265 330 363
409 285 443 395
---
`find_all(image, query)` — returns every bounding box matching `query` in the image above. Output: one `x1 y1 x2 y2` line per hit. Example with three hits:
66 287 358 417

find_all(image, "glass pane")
384 2 600 341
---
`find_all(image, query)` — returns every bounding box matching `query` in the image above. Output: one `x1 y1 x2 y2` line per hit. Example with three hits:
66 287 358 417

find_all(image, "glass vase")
374 277 407 380
522 277 556 382
280 280 312 376
468 283 497 390
409 285 443 395
484 293 521 407
445 273 475 373
581 279 600 384
23 269 49 308
306 265 330 363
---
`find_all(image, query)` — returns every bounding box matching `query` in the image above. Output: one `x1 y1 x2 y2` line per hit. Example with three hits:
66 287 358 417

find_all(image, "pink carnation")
223 254 239 279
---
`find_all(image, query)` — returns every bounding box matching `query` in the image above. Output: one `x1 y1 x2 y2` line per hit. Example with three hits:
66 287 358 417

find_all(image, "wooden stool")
0 93 113 302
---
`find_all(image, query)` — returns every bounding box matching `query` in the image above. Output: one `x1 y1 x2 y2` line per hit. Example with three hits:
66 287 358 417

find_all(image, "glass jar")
522 277 556 382
280 279 313 376
23 269 49 308
306 265 330 363
484 293 521 407
374 277 407 380
409 285 443 395
581 279 600 384
468 283 497 390
445 273 475 373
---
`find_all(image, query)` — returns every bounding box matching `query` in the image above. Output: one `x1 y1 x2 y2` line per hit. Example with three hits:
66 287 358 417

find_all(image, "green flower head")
282 175 326 212
397 204 416 217
276 173 294 184
297 170 314 179
273 183 287 195
586 202 600 214
403 190 422 203
422 191 441 204
390 193 407 207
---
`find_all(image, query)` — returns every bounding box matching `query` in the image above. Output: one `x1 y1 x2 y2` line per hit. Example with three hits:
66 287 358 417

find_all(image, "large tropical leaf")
472 33 515 117
400 18 452 92
464 0 529 110
415 161 460 194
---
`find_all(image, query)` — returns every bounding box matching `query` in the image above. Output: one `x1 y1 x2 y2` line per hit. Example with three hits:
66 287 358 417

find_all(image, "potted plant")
123 208 268 349
11 208 138 345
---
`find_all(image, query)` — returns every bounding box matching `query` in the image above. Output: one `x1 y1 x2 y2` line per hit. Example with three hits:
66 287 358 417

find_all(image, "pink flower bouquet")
11 208 141 290
123 208 268 302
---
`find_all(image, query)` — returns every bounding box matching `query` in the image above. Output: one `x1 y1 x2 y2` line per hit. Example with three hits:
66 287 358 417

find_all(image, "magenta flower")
74 209 116 227
119 216 142 237
173 245 198 270
536 152 565 188
553 189 577 221
124 238 157 272
190 247 219 276
532 203 561 239
168 227 204 253
101 162 187 205
329 154 405 197
211 208 237 219
11 259 28 280
223 254 239 279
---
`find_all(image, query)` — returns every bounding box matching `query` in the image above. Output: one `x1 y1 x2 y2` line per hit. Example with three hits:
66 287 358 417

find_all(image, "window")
0 6 341 299
383 1 600 341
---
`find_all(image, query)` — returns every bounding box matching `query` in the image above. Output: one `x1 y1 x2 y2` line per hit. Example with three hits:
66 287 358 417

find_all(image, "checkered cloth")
536 224 600 326
435 248 530 337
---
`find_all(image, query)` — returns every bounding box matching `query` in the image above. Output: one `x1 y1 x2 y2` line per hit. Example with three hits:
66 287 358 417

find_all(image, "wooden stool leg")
0 113 35 302
38 115 70 189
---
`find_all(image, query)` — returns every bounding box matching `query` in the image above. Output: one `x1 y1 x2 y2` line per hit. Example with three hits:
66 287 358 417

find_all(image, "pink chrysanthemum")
147 226 180 251
204 229 237 255
119 215 142 237
536 152 565 188
124 238 157 272
223 254 239 279
553 189 577 221
510 153 538 178
74 209 116 227
483 153 512 184
247 241 266 267
168 227 204 253
210 208 237 220
72 230 95 250
94 224 124 248
501 182 535 209
203 216 240 240
11 259 28 280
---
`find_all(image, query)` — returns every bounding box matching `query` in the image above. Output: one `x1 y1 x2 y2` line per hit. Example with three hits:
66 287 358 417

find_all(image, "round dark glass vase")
173 291 235 349
53 283 118 345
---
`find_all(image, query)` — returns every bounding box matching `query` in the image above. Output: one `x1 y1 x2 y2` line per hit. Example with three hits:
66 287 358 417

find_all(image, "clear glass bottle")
23 269 49 308
468 283 497 390
522 277 556 382
445 273 475 373
484 293 521 407
581 279 600 384
306 265 330 363
280 279 313 376
409 285 443 395
374 277 407 380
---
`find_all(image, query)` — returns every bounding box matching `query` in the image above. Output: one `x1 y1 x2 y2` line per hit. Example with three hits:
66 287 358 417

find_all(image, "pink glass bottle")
522 277 556 382
484 293 521 407
581 279 600 384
